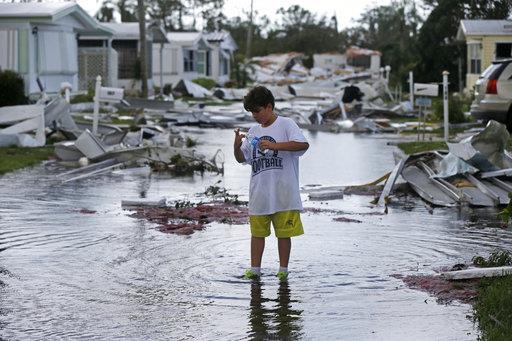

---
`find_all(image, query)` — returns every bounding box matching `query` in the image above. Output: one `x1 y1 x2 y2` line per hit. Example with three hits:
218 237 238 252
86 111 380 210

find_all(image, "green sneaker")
243 269 260 280
276 271 288 281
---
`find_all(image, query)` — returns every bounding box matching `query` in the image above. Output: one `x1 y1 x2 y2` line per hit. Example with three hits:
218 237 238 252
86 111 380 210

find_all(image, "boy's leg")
251 236 265 267
272 210 303 280
247 215 271 278
277 237 291 268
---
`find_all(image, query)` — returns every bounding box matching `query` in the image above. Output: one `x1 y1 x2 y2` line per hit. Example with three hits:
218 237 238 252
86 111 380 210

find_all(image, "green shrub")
0 70 27 106
223 80 236 88
70 88 95 104
185 137 197 148
192 77 217 90
432 94 469 123
473 250 512 268
163 83 173 95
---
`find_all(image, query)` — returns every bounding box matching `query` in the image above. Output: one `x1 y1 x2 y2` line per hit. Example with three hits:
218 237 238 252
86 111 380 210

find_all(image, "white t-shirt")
241 116 308 215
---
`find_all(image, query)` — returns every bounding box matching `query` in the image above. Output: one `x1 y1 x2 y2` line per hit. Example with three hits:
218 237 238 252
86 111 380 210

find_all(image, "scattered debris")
0 98 72 147
174 79 213 98
401 250 512 303
333 217 362 223
121 198 167 209
126 201 248 235
75 208 97 214
307 187 344 201
401 274 479 303
379 120 512 207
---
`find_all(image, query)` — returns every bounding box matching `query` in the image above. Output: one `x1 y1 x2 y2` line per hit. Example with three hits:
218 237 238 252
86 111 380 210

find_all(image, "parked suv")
471 58 512 131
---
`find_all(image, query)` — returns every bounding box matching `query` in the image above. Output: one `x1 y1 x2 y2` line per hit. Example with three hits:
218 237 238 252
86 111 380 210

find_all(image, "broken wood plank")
440 266 512 280
377 158 406 206
121 198 167 209
308 189 344 201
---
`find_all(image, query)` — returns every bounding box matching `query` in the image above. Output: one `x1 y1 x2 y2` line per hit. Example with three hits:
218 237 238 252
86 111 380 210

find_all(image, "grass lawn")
396 141 448 154
474 275 512 340
0 146 55 175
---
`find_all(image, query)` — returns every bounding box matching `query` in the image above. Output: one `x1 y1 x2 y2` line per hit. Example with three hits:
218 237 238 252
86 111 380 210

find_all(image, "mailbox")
413 83 439 97
99 87 124 103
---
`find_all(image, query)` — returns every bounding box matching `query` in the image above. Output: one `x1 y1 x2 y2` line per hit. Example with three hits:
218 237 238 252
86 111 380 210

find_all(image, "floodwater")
1 128 512 340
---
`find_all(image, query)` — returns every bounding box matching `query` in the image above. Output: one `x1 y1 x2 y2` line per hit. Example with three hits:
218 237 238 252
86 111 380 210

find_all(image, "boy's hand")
234 128 245 149
259 139 276 150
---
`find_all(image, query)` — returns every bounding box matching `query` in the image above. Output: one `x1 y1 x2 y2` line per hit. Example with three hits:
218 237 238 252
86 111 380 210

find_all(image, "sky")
222 0 383 29
77 0 386 30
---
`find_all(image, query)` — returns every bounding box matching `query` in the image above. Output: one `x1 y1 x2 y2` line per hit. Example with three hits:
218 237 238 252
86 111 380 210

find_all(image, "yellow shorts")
249 210 304 238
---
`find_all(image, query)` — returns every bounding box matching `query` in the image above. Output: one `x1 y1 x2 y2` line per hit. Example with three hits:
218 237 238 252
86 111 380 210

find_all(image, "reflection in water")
248 281 303 340
0 266 11 332
137 175 152 198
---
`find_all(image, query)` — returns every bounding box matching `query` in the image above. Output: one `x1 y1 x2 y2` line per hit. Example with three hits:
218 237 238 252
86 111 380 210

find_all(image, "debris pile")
124 186 248 235
380 120 512 207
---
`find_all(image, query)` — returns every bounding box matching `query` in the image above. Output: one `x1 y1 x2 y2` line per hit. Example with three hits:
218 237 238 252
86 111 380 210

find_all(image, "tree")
147 0 183 31
96 0 115 22
97 0 137 22
146 0 224 31
118 0 138 22
137 0 148 97
344 0 423 85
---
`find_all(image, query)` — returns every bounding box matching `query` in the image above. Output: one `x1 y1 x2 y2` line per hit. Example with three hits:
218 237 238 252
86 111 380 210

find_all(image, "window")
206 51 211 76
170 48 178 74
220 50 229 75
196 50 205 74
496 43 512 60
468 43 482 74
112 40 138 79
184 49 195 72
18 29 28 73
222 56 228 75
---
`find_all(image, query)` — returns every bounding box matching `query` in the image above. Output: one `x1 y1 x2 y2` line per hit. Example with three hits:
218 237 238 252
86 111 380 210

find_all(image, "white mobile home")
0 2 112 95
152 30 236 87
152 31 210 88
203 30 237 84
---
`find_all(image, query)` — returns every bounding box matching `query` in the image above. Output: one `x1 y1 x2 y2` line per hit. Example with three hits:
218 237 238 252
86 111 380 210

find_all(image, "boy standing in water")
234 86 309 281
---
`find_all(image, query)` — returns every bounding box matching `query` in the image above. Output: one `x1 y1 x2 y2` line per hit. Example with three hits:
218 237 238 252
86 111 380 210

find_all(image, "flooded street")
1 129 512 340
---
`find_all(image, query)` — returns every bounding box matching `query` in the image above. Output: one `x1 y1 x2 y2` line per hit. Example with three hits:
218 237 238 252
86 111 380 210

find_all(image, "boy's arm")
259 140 309 152
233 129 246 163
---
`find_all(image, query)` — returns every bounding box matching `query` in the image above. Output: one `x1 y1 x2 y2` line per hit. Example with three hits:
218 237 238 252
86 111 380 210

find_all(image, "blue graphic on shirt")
251 135 283 176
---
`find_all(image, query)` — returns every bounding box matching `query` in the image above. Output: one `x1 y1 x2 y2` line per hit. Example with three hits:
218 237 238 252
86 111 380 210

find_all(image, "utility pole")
137 0 148 98
245 0 253 59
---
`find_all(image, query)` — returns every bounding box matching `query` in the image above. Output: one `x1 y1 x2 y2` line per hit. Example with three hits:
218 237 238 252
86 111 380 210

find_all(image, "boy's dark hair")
243 86 275 112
